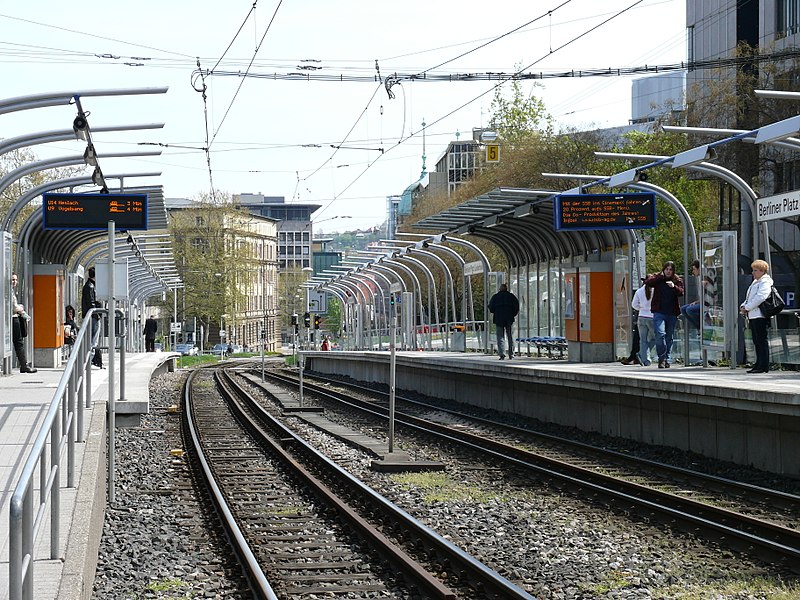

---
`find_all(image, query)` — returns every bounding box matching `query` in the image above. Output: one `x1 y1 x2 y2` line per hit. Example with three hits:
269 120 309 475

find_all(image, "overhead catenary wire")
209 0 284 147
312 0 649 219
5 0 758 217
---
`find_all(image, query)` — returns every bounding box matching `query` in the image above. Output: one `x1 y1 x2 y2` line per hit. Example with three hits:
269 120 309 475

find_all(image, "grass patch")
177 354 219 368
141 577 192 598
583 570 635 594
654 577 800 600
389 471 501 504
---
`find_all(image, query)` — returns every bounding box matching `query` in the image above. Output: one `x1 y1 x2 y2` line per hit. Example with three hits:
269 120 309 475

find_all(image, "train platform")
303 350 800 477
0 351 177 600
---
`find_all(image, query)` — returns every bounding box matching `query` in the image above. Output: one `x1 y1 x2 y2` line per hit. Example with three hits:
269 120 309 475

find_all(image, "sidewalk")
0 352 176 600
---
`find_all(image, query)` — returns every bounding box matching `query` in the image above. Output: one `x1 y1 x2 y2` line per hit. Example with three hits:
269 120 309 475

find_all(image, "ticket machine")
564 263 614 362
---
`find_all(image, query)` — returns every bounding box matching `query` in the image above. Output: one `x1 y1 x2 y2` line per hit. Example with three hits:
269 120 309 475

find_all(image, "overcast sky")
0 0 686 232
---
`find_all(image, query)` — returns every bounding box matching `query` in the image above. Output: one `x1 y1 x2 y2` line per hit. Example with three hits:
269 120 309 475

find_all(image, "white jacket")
631 285 653 319
741 273 774 319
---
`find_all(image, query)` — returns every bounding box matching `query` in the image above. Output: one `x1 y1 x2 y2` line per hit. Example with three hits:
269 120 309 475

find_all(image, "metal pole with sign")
40 192 148 503
388 294 396 453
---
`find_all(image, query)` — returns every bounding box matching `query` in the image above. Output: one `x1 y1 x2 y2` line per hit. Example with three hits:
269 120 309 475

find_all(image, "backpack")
759 286 785 318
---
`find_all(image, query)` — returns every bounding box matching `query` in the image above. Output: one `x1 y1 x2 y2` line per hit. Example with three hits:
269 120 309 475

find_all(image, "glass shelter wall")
507 245 642 361
614 250 632 360
508 260 570 341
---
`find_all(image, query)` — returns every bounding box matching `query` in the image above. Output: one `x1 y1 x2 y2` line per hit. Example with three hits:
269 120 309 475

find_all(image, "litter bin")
451 331 466 352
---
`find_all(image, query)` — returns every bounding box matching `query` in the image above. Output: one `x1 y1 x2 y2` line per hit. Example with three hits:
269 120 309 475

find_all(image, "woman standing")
631 281 656 366
739 260 773 373
645 261 684 369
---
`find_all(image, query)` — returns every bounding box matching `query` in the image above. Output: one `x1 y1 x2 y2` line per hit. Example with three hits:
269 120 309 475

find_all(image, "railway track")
258 365 800 572
182 366 536 599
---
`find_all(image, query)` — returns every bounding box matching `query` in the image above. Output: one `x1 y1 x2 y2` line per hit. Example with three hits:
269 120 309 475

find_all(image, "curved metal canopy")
413 187 628 266
23 186 169 266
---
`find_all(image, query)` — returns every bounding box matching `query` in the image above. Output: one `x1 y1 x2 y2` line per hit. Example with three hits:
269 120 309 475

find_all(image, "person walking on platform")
631 281 656 366
10 273 37 373
81 266 104 369
645 261 684 369
488 283 519 360
740 260 773 374
144 315 158 352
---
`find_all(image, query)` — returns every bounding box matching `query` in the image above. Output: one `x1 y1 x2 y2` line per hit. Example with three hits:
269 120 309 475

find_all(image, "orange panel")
33 274 64 348
583 271 613 343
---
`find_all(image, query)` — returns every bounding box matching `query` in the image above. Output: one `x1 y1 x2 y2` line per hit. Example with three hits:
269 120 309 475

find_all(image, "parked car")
210 343 228 356
153 342 163 352
175 343 198 356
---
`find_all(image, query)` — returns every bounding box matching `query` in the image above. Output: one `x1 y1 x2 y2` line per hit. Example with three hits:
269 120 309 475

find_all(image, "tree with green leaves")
168 192 274 349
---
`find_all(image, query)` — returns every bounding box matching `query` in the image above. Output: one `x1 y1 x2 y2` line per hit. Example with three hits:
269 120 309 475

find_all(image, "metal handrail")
8 308 101 600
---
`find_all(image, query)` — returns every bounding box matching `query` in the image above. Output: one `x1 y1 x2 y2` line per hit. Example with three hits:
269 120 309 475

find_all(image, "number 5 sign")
486 144 500 162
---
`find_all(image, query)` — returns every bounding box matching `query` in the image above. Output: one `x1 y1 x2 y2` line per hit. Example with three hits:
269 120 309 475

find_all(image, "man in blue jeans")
645 261 684 368
488 283 520 360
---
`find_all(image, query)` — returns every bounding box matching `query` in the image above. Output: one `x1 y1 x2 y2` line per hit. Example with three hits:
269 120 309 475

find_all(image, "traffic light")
291 313 298 326
303 312 311 328
313 315 321 329
390 294 395 306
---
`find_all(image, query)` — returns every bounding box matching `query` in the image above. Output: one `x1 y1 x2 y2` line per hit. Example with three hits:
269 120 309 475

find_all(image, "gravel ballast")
92 368 800 599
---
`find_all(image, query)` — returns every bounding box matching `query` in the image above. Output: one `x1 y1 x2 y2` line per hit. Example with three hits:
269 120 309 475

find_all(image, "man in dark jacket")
645 261 684 369
10 273 37 373
144 315 158 352
488 283 520 360
81 266 104 368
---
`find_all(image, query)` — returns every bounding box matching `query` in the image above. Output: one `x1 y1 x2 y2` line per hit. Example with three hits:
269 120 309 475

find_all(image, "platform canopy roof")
413 187 633 267
16 186 180 297
22 186 170 266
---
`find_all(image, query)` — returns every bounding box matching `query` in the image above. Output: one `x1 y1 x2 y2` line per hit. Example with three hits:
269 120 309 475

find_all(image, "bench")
516 336 568 359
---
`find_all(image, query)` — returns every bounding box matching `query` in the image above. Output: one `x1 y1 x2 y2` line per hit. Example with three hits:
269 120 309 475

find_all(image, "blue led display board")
43 193 148 230
554 192 656 231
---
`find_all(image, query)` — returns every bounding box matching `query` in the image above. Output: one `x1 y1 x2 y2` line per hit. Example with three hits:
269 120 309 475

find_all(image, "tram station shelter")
414 187 641 363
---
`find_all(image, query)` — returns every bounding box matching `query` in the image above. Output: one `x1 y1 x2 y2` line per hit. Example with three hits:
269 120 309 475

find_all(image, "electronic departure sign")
43 193 148 230
554 192 656 231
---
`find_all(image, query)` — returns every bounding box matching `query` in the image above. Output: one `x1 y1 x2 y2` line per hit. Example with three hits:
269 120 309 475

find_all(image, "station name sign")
43 192 148 230
756 189 800 222
554 193 656 231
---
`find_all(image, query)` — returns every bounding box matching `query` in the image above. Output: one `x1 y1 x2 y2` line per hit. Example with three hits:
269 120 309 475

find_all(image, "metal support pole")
107 221 116 505
299 351 304 407
389 296 396 453
119 309 126 401
261 323 266 382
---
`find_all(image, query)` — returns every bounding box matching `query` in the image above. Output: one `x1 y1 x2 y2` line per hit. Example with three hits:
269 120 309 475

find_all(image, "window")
777 0 800 37
195 216 205 226
718 184 740 228
191 237 210 251
779 158 800 192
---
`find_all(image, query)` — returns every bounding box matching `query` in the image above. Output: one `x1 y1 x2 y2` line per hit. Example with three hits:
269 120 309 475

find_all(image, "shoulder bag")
759 286 785 318
17 315 27 337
